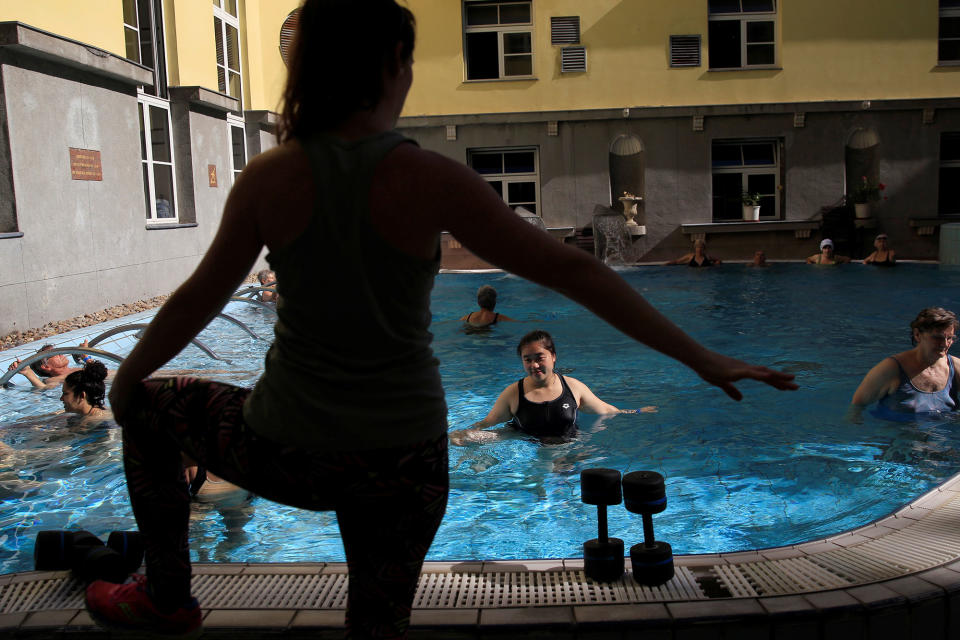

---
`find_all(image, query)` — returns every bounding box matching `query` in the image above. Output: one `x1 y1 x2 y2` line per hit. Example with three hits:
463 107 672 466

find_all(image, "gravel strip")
0 274 263 350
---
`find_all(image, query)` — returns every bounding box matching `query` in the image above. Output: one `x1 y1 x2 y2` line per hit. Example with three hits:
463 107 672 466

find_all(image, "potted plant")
741 192 761 221
849 176 886 219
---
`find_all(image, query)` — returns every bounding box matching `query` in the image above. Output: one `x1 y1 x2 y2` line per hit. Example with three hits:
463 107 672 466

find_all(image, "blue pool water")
2 264 960 573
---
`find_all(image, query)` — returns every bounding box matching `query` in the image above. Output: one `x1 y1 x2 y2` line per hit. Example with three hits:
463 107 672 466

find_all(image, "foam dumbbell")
34 530 77 571
107 530 145 573
33 530 127 584
580 468 625 582
622 470 674 586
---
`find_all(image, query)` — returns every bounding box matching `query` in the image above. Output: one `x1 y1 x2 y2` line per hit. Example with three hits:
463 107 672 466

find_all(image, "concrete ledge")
0 21 151 86
245 109 279 129
144 222 198 231
681 220 820 234
168 86 239 114
398 97 960 128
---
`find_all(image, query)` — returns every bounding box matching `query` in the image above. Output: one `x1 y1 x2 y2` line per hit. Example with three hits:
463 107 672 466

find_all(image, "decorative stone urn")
854 202 871 219
618 195 645 235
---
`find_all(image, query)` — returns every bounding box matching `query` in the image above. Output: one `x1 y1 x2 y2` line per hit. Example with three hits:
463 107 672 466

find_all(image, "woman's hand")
7 359 20 372
695 351 798 401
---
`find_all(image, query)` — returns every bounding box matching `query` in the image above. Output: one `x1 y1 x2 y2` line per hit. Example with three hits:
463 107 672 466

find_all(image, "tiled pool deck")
5 303 960 637
2 472 960 638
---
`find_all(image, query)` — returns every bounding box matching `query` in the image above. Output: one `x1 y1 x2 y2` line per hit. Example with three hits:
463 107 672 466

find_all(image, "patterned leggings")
121 377 449 639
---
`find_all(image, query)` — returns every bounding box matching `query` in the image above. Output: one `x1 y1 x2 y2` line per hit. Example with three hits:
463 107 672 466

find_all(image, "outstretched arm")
449 384 516 445
566 376 620 414
7 360 47 389
393 148 797 401
665 253 693 265
851 357 898 407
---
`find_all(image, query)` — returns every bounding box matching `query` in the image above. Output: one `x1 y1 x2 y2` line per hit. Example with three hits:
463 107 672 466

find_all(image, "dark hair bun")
83 360 107 382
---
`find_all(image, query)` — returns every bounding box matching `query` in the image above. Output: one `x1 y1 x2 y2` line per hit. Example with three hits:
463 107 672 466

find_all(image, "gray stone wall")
402 102 958 264
0 63 269 335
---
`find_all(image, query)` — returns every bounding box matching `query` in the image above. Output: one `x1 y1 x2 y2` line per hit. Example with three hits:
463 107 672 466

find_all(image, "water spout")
591 205 635 266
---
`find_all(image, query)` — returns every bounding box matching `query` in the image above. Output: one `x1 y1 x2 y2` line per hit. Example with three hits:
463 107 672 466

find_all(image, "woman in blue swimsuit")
449 330 655 444
851 307 960 417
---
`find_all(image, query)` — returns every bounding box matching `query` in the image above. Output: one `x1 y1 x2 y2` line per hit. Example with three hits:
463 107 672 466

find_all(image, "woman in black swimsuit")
449 330 655 444
666 239 721 267
863 233 896 266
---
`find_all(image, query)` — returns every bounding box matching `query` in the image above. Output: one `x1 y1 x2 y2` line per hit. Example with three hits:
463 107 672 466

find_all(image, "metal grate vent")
551 16 580 44
279 9 300 65
560 46 586 73
670 35 701 67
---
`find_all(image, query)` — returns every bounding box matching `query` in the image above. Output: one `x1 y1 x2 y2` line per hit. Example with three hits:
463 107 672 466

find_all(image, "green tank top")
242 131 447 451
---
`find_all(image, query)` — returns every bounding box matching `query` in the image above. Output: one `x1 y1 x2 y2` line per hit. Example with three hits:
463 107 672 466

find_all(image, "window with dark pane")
708 20 741 68
464 1 532 80
214 1 243 107
231 125 246 180
467 147 540 215
712 139 781 221
708 1 776 69
469 152 504 174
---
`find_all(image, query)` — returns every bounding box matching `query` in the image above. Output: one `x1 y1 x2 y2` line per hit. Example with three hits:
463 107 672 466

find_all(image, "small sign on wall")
69 148 102 181
208 164 218 187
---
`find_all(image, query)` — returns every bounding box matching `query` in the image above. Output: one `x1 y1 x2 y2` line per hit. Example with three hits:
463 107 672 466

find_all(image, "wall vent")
551 16 580 44
279 9 300 65
670 35 701 67
561 46 587 73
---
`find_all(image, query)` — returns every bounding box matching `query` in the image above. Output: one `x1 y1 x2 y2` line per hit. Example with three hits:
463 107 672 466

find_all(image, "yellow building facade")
0 0 957 332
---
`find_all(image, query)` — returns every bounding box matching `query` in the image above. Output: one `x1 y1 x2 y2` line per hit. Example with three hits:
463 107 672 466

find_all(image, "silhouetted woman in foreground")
85 1 796 637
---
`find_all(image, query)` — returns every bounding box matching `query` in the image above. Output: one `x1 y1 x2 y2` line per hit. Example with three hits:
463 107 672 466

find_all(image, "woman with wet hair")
852 307 960 417
460 284 514 328
86 1 796 637
61 360 111 424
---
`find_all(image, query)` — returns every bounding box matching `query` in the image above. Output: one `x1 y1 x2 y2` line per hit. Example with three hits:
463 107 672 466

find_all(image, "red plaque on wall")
69 148 102 181
208 164 218 187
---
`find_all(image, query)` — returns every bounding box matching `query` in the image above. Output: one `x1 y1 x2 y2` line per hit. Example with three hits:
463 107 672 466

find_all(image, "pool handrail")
228 295 278 315
0 346 125 387
234 285 277 299
86 323 227 362
214 313 264 341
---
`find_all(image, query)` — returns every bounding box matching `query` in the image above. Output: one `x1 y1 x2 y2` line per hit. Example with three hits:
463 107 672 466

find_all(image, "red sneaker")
85 574 201 638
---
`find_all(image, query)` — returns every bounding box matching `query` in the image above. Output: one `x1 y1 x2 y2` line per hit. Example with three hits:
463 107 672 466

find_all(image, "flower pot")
742 204 760 221
854 202 871 219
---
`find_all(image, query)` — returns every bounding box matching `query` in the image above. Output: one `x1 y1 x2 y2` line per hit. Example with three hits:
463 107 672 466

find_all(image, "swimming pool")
2 264 960 573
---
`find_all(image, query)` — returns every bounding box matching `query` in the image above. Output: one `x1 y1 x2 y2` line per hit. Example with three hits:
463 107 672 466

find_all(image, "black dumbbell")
33 530 129 584
107 531 145 573
623 470 674 586
580 468 625 582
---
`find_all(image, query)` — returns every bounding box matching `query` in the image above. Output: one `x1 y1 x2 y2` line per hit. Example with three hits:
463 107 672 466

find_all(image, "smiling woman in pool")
449 330 655 444
852 307 960 417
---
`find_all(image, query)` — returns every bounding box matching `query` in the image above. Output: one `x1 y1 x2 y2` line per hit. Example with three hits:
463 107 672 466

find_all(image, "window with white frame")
122 0 168 97
711 139 780 221
214 0 243 107
138 94 178 222
941 133 960 215
227 115 247 183
467 148 539 214
463 1 533 80
708 0 776 70
941 0 960 63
